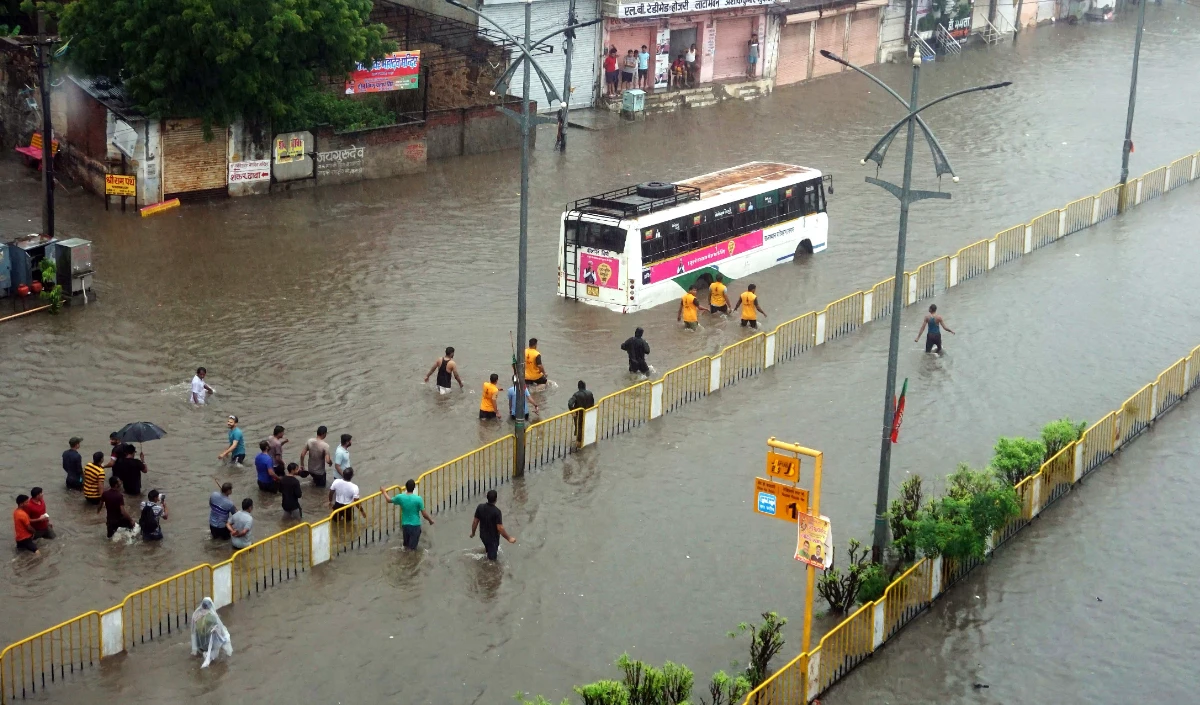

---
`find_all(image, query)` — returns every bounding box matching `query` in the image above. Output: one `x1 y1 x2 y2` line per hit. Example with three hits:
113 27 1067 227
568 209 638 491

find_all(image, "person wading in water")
914 303 955 354
424 347 464 394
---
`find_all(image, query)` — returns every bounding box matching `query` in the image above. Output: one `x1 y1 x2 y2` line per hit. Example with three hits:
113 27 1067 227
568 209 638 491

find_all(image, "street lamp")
444 0 598 477
1118 0 1148 212
818 49 1010 562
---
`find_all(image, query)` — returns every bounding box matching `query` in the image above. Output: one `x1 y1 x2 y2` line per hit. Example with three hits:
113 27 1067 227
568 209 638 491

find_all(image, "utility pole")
555 0 576 151
37 10 55 237
1118 0 1147 213
817 49 1009 562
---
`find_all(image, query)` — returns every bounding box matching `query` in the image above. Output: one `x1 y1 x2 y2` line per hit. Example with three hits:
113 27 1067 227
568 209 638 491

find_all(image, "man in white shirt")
191 367 214 405
328 468 366 521
333 433 353 480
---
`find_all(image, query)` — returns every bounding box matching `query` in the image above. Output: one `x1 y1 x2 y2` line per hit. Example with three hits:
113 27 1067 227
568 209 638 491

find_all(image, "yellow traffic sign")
766 451 800 483
105 174 136 197
753 477 809 523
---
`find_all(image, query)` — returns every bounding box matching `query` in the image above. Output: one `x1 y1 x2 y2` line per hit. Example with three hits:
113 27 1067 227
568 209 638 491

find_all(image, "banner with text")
618 0 771 19
228 160 271 184
345 51 421 94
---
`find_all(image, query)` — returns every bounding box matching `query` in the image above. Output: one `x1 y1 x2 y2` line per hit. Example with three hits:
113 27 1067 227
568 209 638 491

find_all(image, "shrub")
514 696 571 705
855 562 889 604
905 467 1021 561
889 475 924 563
573 680 630 705
817 538 872 615
277 88 398 133
990 436 1046 486
729 612 787 688
1041 417 1087 460
700 671 751 705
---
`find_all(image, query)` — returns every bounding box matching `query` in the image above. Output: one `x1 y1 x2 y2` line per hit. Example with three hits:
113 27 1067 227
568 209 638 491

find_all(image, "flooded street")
3 9 1200 702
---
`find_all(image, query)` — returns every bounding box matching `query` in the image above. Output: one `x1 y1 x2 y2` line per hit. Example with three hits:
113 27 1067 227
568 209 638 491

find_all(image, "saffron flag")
890 378 908 443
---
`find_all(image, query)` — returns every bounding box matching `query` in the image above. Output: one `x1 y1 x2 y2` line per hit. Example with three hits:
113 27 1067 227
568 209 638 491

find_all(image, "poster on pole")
794 513 832 570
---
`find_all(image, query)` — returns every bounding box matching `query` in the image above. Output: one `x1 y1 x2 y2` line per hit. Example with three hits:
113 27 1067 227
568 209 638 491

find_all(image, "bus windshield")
566 220 626 253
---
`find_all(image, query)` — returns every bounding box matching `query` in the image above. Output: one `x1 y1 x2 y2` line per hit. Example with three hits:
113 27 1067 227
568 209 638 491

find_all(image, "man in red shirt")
22 487 55 539
13 494 38 554
603 48 619 98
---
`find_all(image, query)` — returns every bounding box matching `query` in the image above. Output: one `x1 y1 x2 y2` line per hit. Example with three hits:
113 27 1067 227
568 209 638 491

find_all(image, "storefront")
604 0 772 91
776 1 886 88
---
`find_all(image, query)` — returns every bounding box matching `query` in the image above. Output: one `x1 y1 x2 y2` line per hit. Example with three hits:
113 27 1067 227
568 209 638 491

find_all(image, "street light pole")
871 53 923 563
1118 0 1148 213
818 49 1009 562
37 11 55 237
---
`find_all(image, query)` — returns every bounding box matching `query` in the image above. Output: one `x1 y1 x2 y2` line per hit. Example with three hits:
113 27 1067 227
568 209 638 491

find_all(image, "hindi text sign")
345 51 421 94
105 174 136 197
794 513 833 570
754 477 809 523
766 451 799 483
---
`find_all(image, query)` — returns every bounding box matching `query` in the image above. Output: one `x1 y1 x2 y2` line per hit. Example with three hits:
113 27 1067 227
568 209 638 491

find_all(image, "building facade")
774 0 887 88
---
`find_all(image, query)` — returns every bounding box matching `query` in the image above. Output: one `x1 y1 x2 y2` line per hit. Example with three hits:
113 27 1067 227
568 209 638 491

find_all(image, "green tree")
59 0 394 132
990 436 1046 486
889 475 924 563
905 467 1020 561
728 612 787 688
1040 417 1087 460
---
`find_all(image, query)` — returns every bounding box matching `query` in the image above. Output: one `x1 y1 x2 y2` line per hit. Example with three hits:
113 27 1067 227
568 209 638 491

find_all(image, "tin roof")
677 162 819 200
69 75 147 122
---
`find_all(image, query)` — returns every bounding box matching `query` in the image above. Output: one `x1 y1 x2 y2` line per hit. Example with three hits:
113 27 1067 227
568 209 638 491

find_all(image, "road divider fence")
2 151 1198 703
739 341 1200 704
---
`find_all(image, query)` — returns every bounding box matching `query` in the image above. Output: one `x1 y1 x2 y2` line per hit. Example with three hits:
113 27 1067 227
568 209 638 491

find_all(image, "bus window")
756 192 778 223
801 181 821 216
707 203 735 244
780 185 800 218
641 226 665 263
568 221 626 253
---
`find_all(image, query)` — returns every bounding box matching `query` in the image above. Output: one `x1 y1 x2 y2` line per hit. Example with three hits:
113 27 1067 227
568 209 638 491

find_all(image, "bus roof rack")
568 183 701 220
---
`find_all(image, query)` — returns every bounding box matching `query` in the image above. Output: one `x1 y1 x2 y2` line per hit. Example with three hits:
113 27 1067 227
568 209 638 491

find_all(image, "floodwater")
821 399 1200 705
2 8 1199 703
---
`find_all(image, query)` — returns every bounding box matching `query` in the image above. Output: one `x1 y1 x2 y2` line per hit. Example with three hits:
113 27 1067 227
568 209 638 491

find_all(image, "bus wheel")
796 239 814 257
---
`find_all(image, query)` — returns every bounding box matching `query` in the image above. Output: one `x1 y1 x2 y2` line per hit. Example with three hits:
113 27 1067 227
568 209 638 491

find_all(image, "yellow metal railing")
1167 155 1194 190
1040 443 1076 507
1062 196 1094 236
1155 357 1188 415
1096 184 1121 222
814 600 875 693
773 311 818 363
526 409 581 469
661 357 710 413
1120 178 1140 211
1119 383 1155 446
1079 411 1119 476
1028 208 1060 250
595 382 652 440
882 559 932 639
720 333 766 387
822 292 864 343
0 611 101 704
993 223 1025 265
121 564 212 649
905 256 947 304
328 489 400 557
954 239 989 284
415 435 514 515
1140 166 1168 201
869 277 894 321
232 522 311 600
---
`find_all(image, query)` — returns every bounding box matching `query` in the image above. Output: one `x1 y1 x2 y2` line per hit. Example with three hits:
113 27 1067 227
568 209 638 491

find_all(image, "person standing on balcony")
914 303 955 354
424 346 464 395
470 489 516 561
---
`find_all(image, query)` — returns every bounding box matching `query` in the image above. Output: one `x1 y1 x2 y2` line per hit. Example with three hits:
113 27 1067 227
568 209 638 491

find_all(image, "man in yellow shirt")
708 274 730 314
677 285 702 330
734 283 767 329
479 373 501 420
524 338 548 387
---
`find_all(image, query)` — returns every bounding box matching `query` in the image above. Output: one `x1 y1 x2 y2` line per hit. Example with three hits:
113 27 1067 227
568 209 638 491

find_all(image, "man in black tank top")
424 347 464 394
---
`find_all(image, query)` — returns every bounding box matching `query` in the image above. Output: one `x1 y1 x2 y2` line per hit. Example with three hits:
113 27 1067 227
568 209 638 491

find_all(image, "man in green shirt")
381 479 435 550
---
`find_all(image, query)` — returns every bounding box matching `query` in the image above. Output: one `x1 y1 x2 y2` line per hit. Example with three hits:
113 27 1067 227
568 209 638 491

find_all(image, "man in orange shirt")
479 373 501 421
677 285 702 330
734 283 767 329
13 494 38 554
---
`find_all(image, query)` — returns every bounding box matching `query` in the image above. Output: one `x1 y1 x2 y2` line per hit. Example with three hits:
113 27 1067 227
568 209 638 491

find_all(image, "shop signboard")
345 51 421 94
618 0 772 19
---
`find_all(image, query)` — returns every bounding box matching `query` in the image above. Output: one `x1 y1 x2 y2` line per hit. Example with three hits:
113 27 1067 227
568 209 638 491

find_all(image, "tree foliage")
889 475 924 563
59 0 394 130
275 88 397 133
990 436 1046 486
817 538 873 615
905 467 1020 561
728 611 787 688
1040 417 1087 460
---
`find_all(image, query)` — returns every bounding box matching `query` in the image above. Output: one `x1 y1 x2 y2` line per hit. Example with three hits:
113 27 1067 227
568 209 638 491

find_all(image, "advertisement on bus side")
579 252 620 290
642 229 764 285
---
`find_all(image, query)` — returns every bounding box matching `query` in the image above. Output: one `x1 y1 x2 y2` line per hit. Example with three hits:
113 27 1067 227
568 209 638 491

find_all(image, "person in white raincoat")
190 597 233 667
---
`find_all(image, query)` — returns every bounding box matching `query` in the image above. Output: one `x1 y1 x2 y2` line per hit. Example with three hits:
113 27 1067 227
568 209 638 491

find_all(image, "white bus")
557 162 831 313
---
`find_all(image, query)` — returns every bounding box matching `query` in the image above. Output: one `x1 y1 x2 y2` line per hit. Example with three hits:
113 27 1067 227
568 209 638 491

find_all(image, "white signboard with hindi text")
228 160 271 184
618 0 772 20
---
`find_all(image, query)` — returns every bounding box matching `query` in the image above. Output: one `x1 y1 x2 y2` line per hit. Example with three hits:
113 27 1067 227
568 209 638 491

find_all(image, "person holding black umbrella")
112 444 148 495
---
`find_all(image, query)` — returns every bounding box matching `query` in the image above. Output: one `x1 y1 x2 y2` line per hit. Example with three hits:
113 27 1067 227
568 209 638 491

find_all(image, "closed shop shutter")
161 119 228 198
810 16 843 78
606 23 658 81
776 22 811 86
486 0 602 112
846 9 880 67
713 17 753 80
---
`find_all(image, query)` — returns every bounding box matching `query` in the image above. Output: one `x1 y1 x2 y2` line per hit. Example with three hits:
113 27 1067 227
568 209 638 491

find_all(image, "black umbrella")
115 422 167 444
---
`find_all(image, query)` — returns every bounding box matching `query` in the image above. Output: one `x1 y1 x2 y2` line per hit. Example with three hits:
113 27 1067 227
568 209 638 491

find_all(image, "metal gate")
161 119 229 199
846 9 880 67
776 21 811 86
712 17 754 80
811 16 843 78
